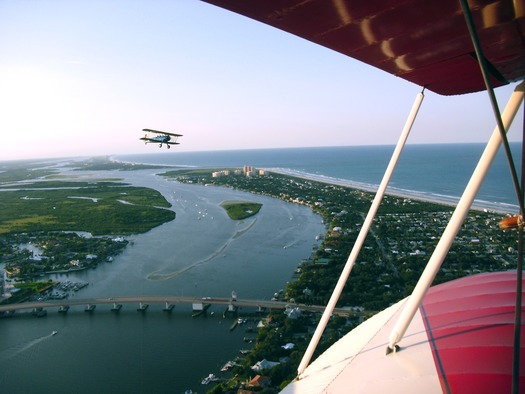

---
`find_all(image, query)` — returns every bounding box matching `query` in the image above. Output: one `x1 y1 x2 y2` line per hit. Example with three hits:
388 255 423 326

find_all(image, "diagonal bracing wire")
459 1 525 393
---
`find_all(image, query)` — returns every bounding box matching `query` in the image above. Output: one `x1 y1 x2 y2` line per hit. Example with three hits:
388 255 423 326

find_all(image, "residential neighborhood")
165 168 519 392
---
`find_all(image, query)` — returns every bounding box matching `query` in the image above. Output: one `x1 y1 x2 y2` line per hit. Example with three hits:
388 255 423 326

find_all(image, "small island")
220 201 262 220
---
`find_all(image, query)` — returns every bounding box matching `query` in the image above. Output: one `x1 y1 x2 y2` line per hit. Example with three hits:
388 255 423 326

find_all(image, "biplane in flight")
139 128 182 149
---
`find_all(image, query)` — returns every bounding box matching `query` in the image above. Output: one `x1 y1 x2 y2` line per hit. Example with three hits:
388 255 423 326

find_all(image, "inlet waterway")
0 168 325 393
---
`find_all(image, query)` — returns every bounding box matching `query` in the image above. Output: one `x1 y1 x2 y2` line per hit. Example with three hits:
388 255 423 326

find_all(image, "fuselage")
150 135 170 143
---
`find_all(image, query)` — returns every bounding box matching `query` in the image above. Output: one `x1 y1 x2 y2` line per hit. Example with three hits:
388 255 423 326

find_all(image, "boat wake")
283 239 299 249
147 219 257 281
0 334 53 362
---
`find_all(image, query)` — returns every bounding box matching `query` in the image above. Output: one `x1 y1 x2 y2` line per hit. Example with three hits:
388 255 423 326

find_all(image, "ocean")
116 143 522 212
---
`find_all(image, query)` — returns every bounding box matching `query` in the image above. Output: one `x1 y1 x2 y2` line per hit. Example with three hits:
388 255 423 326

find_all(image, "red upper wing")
202 0 525 95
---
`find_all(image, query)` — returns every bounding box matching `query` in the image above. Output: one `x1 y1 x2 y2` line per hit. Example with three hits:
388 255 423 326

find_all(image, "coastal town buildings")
212 166 267 178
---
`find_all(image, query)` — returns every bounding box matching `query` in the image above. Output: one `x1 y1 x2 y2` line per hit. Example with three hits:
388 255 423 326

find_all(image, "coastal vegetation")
220 201 262 220
0 162 56 183
0 162 176 284
0 180 175 235
71 156 172 171
0 231 129 282
3 280 57 304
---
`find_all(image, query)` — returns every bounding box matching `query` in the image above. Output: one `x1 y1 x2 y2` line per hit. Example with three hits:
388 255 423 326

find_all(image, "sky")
0 0 523 161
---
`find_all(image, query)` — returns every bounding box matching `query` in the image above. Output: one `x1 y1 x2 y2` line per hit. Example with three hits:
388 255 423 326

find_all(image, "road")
0 295 351 316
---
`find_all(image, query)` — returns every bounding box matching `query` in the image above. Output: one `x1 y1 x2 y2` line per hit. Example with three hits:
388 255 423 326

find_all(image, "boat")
220 360 235 372
201 373 219 385
51 330 57 336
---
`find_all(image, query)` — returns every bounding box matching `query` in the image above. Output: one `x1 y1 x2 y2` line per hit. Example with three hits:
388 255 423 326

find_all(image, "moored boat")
201 373 219 385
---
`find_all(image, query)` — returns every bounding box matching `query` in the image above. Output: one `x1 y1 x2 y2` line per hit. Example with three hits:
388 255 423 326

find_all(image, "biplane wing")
142 128 182 137
202 0 525 96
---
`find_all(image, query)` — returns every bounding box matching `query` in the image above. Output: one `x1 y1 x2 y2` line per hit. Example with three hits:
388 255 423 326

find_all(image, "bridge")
0 295 351 316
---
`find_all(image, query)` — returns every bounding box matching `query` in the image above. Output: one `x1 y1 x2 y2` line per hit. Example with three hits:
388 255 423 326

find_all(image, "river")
0 168 325 393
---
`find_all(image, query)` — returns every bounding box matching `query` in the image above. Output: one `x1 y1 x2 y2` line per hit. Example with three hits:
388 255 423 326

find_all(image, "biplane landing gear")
167 145 171 149
159 143 162 148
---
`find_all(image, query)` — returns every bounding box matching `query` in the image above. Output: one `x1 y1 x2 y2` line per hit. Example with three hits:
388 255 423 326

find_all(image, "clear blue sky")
1 0 523 161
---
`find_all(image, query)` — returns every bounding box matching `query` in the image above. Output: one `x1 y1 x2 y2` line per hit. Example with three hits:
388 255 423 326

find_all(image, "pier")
0 295 350 317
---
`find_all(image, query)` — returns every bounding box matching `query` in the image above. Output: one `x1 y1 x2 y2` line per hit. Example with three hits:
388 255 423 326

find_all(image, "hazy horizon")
2 140 522 165
1 1 523 162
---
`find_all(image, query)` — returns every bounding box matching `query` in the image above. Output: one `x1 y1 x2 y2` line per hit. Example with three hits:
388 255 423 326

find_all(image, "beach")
267 167 516 214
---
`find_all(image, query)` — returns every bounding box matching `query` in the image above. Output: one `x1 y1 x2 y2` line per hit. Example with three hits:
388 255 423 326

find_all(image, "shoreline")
266 168 518 215
110 154 518 215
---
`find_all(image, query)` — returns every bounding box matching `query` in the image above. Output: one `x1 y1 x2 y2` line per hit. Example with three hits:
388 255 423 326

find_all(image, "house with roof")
247 374 271 388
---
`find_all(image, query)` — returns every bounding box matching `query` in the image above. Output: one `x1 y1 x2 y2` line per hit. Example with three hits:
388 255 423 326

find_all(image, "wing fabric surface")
421 271 525 393
280 271 525 393
202 0 525 95
142 128 182 137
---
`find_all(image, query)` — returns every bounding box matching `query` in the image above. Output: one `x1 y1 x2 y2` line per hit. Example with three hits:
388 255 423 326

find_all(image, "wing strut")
387 81 525 353
459 3 525 391
515 129 525 394
297 88 425 377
